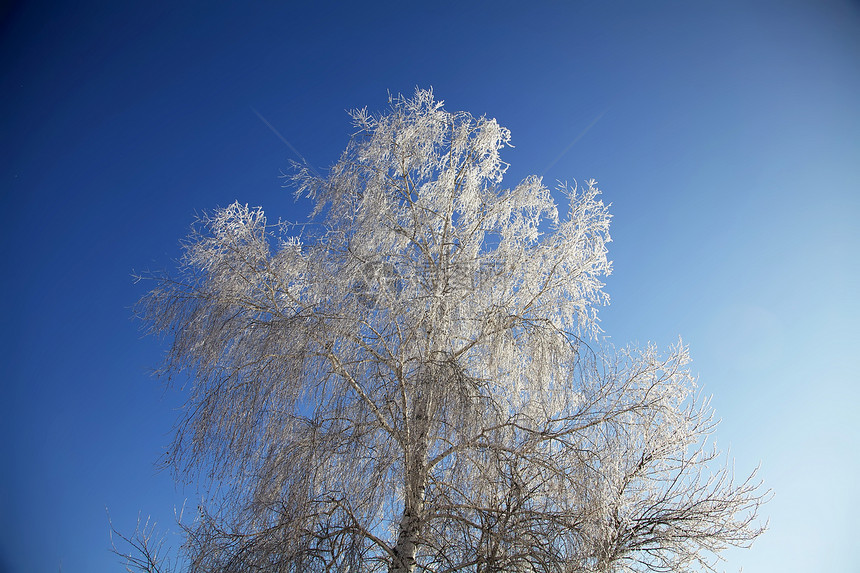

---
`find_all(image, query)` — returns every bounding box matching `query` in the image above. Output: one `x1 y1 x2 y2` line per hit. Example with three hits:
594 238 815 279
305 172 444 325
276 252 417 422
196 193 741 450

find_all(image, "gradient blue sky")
2 1 858 571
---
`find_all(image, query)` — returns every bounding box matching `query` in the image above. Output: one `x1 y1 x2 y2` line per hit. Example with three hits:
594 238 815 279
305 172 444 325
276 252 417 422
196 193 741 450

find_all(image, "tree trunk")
389 383 432 573
389 449 427 573
389 505 421 573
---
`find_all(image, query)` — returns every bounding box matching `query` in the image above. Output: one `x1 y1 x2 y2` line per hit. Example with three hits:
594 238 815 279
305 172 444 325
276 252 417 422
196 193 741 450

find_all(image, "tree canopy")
133 89 766 573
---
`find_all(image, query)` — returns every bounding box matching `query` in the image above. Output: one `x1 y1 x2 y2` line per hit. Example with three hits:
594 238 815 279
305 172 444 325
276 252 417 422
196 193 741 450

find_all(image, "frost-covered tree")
135 89 766 573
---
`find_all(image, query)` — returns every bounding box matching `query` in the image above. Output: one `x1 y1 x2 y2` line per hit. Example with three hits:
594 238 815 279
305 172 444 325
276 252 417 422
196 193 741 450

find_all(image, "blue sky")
2 1 858 571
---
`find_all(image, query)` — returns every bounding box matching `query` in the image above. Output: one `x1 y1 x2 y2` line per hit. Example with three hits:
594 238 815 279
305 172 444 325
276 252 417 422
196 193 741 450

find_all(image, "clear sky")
2 1 858 571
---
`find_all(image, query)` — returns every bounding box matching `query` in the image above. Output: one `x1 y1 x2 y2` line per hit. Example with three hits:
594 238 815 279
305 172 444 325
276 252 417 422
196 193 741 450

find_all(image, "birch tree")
135 89 766 573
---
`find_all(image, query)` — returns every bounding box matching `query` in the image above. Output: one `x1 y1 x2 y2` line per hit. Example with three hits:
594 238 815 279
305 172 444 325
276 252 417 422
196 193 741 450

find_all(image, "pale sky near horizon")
2 1 858 571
